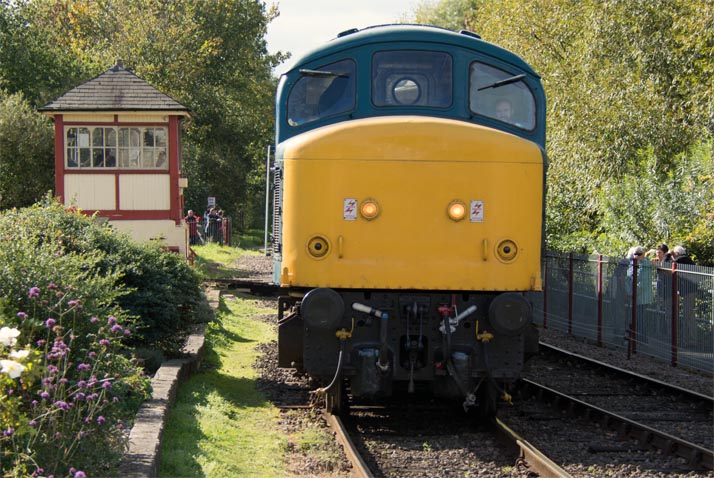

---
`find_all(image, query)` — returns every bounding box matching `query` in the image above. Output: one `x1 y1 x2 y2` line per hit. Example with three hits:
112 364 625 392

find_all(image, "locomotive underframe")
278 289 538 407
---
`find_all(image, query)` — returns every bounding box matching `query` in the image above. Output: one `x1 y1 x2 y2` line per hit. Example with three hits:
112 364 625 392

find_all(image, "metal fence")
527 251 714 374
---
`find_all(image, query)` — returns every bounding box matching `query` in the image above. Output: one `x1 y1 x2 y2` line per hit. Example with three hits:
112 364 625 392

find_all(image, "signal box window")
287 59 356 126
469 62 536 130
372 51 452 108
66 126 168 170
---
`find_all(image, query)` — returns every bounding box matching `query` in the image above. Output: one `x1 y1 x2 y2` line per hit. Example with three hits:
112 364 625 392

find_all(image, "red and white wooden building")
40 61 190 256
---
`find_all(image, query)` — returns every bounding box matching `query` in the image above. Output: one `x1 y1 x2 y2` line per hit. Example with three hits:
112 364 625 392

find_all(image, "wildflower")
40 391 50 399
10 350 30 360
88 351 96 358
45 318 56 329
48 283 58 290
3 427 14 437
123 328 131 336
36 339 46 347
90 316 98 323
28 286 40 298
68 300 80 307
16 311 28 320
99 339 110 346
107 316 117 325
102 381 112 390
110 324 123 334
77 380 88 389
77 363 91 371
0 327 20 347
0 359 26 379
97 416 106 425
54 401 70 410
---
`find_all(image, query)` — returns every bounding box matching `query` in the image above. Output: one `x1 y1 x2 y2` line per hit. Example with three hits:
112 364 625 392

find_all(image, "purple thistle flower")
40 391 50 399
36 339 46 346
90 316 98 323
59 378 68 384
28 287 40 298
3 428 14 437
102 381 112 390
99 339 110 346
16 311 28 320
29 420 37 426
74 471 86 478
110 324 122 334
107 316 117 325
77 363 91 371
48 283 58 290
47 365 59 374
97 416 106 425
77 380 88 389
54 432 62 438
88 351 96 358
54 401 70 410
31 400 38 407
68 300 79 307
75 392 86 401
45 318 56 329
123 328 131 336
113 396 120 403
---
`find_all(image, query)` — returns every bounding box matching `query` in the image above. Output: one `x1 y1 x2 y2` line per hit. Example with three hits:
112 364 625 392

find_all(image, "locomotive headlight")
488 293 532 336
307 235 330 258
447 200 466 221
496 239 518 262
360 199 380 220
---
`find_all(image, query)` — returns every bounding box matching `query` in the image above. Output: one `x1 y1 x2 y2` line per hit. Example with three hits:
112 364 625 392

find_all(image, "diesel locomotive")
272 24 546 416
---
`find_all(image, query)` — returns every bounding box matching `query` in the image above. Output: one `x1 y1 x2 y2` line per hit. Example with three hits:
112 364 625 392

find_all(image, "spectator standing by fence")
647 243 673 333
672 245 696 345
626 246 654 344
184 210 201 245
206 208 221 243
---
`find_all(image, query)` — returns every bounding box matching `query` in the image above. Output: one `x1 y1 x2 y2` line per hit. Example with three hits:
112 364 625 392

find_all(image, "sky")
265 0 420 74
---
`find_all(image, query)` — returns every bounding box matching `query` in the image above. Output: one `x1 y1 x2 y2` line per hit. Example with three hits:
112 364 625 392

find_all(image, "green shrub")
0 198 205 356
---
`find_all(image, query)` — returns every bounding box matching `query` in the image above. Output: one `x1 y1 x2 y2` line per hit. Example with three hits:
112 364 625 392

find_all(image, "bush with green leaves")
1 284 151 478
0 198 205 357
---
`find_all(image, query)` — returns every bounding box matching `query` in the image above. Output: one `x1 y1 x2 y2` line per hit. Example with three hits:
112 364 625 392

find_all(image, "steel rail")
323 411 374 478
539 342 714 402
520 378 714 470
493 417 574 478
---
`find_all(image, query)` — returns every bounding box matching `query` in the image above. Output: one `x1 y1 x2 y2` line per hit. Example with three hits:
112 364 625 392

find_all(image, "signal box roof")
39 61 189 115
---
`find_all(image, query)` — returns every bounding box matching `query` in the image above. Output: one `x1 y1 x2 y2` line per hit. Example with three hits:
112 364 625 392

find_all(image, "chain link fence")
528 251 714 373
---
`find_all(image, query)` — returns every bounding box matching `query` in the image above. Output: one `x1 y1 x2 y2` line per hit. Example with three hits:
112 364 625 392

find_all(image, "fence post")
568 252 574 335
597 254 603 347
543 255 548 329
671 262 679 367
629 260 639 357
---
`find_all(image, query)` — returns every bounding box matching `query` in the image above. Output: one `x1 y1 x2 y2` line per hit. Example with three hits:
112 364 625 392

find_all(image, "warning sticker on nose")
470 200 484 222
344 198 357 220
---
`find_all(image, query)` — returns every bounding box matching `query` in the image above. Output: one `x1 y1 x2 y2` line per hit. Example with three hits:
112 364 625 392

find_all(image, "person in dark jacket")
185 210 201 245
671 245 696 346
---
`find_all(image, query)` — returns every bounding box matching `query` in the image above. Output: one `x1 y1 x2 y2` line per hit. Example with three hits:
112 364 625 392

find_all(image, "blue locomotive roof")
275 23 546 147
283 24 539 78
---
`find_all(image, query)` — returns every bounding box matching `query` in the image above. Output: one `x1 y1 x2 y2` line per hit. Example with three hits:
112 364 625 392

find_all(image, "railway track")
498 342 714 476
326 396 572 478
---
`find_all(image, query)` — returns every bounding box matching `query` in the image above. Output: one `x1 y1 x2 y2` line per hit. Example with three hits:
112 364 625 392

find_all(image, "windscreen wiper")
477 74 526 91
298 69 349 78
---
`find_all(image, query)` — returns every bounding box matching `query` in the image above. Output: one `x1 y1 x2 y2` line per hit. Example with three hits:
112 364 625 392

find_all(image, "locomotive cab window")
469 62 535 130
372 51 452 107
287 59 356 126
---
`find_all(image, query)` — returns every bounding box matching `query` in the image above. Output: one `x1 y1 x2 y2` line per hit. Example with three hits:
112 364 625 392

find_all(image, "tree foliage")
415 0 714 263
0 91 54 208
0 0 284 231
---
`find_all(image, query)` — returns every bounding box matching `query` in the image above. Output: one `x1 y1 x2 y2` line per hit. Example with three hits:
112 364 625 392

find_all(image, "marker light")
307 235 330 258
360 199 380 220
447 200 466 221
